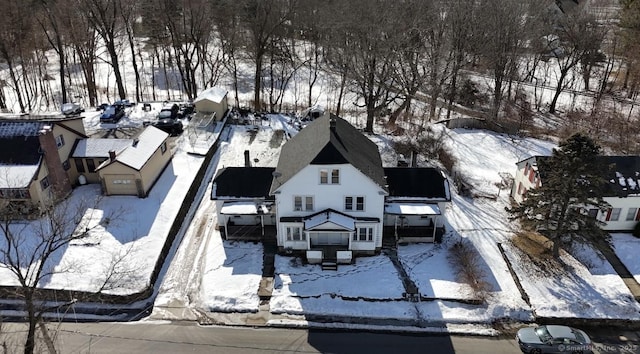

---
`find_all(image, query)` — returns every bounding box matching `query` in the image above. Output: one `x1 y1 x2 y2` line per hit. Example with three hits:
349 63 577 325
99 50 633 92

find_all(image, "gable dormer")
269 113 387 195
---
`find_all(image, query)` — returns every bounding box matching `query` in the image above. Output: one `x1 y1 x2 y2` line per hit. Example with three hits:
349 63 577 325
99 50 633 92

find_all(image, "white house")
511 155 640 231
193 87 229 121
212 113 451 267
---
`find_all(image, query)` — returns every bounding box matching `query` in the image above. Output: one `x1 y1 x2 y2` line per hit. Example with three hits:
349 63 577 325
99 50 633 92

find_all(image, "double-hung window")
606 208 622 221
294 196 313 211
345 196 365 211
320 169 340 184
286 226 304 241
353 227 373 241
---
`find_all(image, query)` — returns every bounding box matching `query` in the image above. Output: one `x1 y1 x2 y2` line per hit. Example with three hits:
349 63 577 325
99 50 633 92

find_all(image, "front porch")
383 226 445 243
220 224 277 241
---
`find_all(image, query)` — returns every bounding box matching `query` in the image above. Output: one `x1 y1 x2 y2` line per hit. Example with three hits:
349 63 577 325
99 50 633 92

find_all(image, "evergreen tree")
509 133 610 258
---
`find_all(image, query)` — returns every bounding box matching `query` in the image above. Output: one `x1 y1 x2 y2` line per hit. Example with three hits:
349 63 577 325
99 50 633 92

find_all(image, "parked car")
61 102 84 115
516 325 592 354
100 104 125 123
96 103 109 111
158 103 180 120
152 117 183 136
113 99 134 107
178 103 195 119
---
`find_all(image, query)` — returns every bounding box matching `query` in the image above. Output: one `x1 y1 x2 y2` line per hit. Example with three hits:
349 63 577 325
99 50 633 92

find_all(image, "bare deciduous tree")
82 0 127 100
0 192 127 354
547 8 606 113
474 0 533 120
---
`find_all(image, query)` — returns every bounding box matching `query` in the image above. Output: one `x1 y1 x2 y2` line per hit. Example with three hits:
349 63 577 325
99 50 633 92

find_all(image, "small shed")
194 87 229 121
96 126 172 197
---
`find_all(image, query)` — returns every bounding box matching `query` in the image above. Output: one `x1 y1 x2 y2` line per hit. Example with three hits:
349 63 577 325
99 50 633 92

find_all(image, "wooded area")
0 0 636 140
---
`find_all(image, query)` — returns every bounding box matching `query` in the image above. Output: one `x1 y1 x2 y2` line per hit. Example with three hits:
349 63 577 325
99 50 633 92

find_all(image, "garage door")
103 174 138 195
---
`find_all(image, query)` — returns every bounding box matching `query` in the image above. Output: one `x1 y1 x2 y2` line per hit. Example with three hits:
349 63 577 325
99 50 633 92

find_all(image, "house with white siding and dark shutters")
212 113 451 266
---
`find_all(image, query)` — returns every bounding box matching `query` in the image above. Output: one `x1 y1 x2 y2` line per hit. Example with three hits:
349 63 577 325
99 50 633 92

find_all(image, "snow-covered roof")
0 164 39 188
220 201 270 215
72 138 132 158
194 87 228 104
0 121 46 137
97 126 169 171
304 210 355 231
384 203 441 216
613 171 640 191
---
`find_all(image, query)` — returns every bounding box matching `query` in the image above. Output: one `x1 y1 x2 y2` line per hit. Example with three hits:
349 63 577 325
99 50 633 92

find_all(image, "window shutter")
636 208 640 221
605 208 612 221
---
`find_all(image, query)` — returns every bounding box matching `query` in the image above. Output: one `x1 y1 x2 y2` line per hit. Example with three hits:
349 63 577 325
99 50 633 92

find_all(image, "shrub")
447 240 492 301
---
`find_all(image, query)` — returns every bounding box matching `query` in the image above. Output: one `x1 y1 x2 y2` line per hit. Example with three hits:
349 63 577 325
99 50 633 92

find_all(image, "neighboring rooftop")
97 126 169 171
212 167 276 200
384 167 450 200
72 139 132 158
531 155 640 196
194 87 228 104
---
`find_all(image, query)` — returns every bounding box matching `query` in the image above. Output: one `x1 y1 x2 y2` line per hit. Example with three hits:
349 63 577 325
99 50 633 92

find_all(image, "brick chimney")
38 125 72 200
108 150 117 162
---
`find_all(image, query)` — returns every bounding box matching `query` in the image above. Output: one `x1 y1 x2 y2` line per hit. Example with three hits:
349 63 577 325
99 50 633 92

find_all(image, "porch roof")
220 201 270 215
304 210 355 231
384 203 441 215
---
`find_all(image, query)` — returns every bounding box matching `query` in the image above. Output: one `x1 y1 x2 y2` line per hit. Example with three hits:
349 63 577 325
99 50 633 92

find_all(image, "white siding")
597 196 640 231
275 164 385 250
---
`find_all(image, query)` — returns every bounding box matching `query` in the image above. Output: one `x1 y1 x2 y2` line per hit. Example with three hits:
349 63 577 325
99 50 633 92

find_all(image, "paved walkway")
594 239 640 301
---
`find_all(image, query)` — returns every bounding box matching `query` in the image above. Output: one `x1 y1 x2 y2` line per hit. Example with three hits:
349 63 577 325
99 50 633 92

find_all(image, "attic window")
320 169 340 184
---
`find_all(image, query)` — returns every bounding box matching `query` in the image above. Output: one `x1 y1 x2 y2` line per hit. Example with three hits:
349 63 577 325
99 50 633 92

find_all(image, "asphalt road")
2 322 522 354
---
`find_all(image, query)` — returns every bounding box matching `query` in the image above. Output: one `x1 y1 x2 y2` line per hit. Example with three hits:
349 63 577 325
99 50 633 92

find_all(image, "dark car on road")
152 118 183 136
516 325 592 354
100 104 125 123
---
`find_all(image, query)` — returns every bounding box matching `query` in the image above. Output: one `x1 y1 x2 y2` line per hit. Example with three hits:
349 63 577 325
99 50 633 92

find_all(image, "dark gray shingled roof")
269 113 387 194
532 155 640 197
212 167 275 199
384 167 450 199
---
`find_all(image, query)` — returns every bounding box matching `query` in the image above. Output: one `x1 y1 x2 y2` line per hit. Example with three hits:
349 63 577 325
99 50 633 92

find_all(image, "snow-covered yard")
612 233 640 284
200 239 263 313
0 106 217 296
195 121 640 325
3 101 638 325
